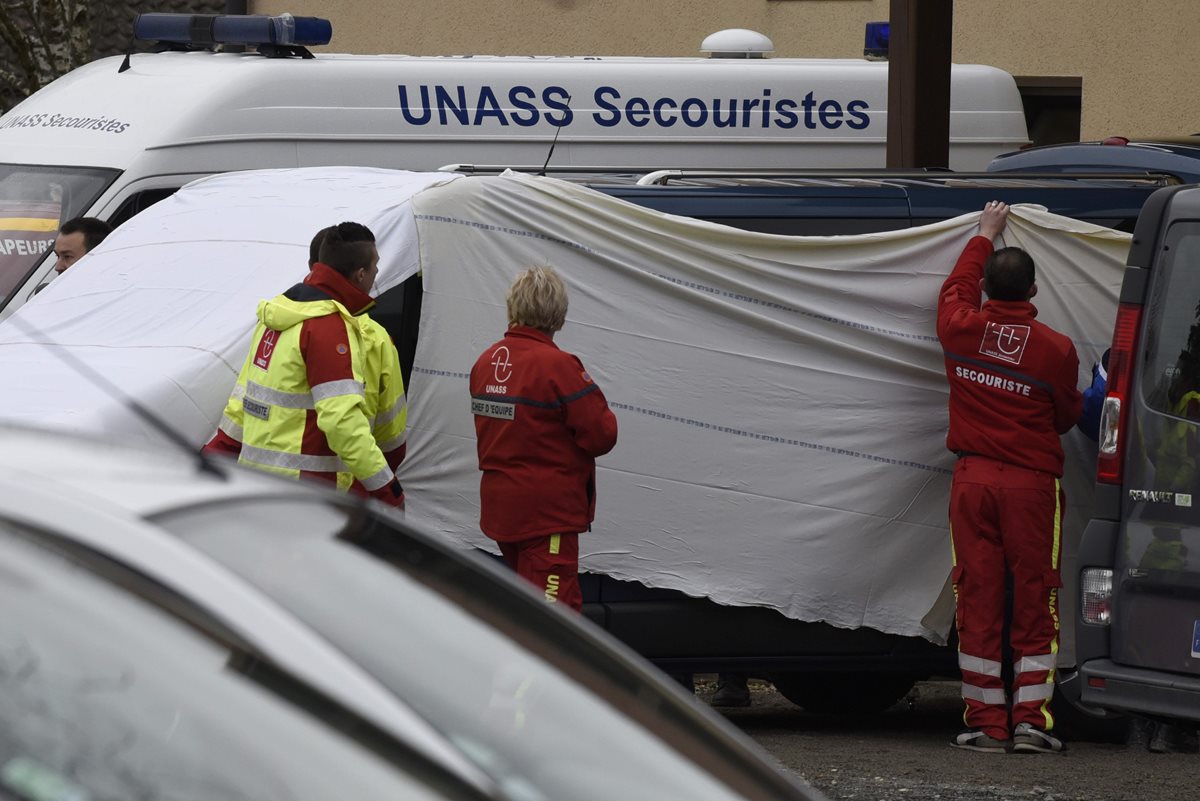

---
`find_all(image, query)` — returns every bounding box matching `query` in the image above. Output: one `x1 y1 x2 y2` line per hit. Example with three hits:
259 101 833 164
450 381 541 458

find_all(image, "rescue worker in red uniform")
938 201 1082 754
204 222 406 509
469 266 618 611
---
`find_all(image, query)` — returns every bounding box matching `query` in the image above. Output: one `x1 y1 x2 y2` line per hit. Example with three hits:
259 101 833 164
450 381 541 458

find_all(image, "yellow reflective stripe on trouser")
1046 480 1062 728
549 534 561 555
1051 479 1062 571
1023 479 1063 731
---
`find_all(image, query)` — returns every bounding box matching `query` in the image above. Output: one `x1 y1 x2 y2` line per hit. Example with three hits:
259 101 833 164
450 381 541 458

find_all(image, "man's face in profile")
53 231 88 273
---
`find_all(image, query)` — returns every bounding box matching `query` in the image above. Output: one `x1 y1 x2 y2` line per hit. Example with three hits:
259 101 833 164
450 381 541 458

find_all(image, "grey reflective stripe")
1016 654 1056 674
373 395 407 429
959 653 1003 678
312 378 365 403
961 683 1007 705
361 464 394 492
377 431 408 453
218 415 243 440
231 383 245 401
240 444 348 473
246 380 313 409
1014 682 1055 704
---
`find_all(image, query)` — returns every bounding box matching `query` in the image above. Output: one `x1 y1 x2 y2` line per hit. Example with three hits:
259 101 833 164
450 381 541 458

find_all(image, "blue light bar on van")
864 21 889 60
133 13 332 47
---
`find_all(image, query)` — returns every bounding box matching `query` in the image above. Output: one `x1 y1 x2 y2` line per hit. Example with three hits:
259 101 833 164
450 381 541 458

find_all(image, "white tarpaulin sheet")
0 168 456 444
0 167 1131 643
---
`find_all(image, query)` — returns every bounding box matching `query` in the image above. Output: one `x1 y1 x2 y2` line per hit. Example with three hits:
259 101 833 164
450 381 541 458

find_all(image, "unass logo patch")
253 329 280 371
978 322 1030 365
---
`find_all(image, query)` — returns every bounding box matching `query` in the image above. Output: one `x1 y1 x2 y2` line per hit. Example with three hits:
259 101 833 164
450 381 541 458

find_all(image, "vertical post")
886 0 953 169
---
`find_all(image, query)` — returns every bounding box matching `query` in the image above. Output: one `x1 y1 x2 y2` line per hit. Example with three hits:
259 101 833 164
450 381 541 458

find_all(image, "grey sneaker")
951 729 1010 753
711 673 751 708
1012 722 1065 753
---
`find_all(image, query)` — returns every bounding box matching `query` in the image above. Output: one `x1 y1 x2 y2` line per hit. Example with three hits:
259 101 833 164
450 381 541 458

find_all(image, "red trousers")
949 455 1063 740
498 533 582 612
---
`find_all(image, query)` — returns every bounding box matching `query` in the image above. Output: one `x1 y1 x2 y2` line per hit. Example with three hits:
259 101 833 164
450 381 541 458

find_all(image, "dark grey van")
1076 184 1200 723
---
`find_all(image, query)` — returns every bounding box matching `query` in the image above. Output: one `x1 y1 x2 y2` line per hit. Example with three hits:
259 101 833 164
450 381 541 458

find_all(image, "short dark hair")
59 217 113 252
308 225 337 268
983 247 1036 302
316 221 376 277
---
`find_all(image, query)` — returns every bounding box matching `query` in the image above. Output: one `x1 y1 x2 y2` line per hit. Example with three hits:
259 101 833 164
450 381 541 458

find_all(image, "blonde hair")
506 266 568 333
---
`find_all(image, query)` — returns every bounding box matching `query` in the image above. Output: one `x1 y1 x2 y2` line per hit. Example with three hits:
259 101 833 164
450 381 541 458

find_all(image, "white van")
0 14 1028 318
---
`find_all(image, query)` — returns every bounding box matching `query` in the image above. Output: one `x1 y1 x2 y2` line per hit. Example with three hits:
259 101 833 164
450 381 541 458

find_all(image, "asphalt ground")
696 677 1198 801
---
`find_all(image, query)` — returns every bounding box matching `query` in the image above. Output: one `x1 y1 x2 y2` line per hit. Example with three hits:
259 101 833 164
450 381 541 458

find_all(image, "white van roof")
0 50 1028 171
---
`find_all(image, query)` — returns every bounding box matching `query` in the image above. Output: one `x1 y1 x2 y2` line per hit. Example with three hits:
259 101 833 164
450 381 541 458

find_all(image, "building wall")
252 0 1197 139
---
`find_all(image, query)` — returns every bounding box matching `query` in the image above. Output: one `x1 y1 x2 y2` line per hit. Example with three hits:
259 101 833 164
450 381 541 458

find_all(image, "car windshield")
156 500 801 801
0 163 117 309
0 520 464 801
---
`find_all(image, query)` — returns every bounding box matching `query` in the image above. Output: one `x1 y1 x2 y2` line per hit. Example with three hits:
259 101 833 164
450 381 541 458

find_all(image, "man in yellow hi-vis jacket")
204 222 407 509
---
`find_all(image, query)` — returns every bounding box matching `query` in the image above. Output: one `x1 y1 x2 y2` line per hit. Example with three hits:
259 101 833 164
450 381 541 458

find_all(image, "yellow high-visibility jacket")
212 267 406 493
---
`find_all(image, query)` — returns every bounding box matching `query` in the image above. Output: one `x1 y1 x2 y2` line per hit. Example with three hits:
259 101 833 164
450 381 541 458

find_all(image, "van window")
108 186 179 227
0 164 117 308
1140 221 1200 421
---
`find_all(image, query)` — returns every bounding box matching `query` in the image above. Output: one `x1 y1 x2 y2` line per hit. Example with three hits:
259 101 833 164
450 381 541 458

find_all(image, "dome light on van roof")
700 29 774 59
133 12 332 50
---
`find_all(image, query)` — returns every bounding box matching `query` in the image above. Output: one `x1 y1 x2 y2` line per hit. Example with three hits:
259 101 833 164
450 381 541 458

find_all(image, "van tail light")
1081 567 1114 625
1097 302 1143 484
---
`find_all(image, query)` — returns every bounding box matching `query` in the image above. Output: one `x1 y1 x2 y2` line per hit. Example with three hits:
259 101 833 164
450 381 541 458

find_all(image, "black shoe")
711 673 751 707
1125 717 1154 751
668 672 696 694
1148 722 1200 754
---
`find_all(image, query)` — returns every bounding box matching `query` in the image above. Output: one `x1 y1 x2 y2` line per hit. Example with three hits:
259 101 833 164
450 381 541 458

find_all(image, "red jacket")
470 326 618 541
937 236 1082 476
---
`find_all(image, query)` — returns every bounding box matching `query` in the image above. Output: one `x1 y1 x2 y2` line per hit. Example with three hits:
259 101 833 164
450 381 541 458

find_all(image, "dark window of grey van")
1141 222 1200 424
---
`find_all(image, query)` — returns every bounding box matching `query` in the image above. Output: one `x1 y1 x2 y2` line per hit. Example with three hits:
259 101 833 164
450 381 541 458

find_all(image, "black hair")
316 221 376 277
308 225 337 268
983 247 1036 302
59 217 113 252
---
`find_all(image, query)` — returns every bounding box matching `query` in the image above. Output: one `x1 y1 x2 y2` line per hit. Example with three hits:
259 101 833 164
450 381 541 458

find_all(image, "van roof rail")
631 169 1182 186
439 164 1183 188
440 164 657 175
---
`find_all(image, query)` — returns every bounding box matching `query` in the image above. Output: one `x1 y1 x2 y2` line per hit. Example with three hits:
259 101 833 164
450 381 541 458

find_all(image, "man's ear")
1027 282 1038 300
